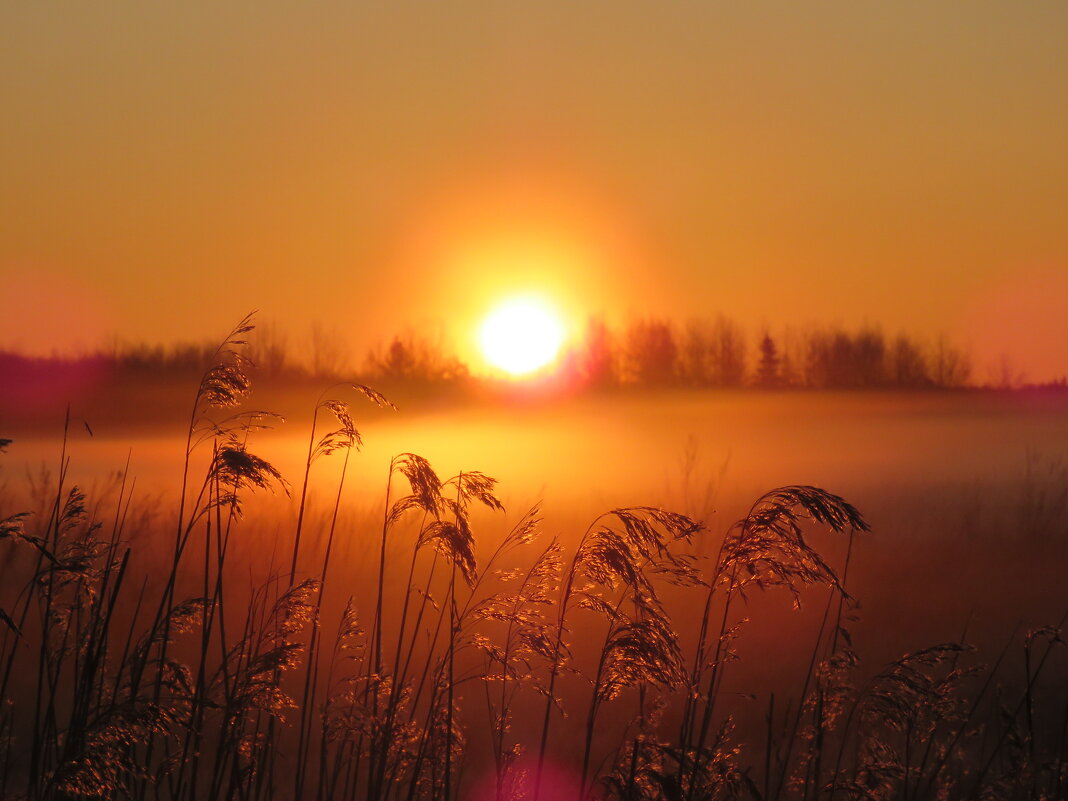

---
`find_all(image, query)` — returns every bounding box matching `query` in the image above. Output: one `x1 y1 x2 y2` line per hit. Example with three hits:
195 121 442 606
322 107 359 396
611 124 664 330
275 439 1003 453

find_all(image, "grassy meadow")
1 319 1066 801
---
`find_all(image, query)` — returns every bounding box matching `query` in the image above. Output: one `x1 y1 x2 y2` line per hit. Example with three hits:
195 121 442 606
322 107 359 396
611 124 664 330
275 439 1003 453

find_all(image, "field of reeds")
1 316 1066 801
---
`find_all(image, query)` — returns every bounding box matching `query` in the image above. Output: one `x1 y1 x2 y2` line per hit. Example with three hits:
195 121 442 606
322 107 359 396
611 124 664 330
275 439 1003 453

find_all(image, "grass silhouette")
0 315 1065 801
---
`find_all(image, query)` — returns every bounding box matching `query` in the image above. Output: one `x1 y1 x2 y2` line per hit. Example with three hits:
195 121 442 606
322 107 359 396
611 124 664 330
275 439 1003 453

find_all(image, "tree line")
361 316 976 389
558 316 974 389
0 316 993 390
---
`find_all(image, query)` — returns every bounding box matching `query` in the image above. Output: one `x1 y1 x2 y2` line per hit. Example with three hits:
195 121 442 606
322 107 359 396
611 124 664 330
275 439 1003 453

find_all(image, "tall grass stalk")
4 314 1068 801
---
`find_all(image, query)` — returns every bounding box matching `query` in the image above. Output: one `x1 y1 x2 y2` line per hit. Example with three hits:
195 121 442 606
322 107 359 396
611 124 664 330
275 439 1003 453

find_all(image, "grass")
0 315 1065 801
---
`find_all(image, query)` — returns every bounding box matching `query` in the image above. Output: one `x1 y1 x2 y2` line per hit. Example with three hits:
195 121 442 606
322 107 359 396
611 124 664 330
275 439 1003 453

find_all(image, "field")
2 337 1066 801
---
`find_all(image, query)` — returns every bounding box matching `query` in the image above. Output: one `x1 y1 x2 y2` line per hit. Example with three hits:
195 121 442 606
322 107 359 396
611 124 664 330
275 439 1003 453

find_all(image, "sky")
2 1 1067 380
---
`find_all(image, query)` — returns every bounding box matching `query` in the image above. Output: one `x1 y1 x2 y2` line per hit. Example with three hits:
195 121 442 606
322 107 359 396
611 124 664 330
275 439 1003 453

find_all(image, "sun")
479 296 566 376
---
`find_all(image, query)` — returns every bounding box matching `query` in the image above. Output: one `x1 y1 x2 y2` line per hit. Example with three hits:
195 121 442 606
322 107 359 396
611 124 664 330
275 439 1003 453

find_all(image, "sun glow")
479 297 566 376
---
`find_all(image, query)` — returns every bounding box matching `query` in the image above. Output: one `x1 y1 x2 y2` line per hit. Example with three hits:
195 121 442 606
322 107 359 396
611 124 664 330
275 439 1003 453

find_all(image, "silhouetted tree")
247 320 290 377
366 332 469 383
806 332 832 387
711 315 746 386
933 335 971 387
308 322 348 378
622 319 678 385
854 329 886 386
381 337 418 378
580 316 617 387
678 316 745 387
679 321 713 387
889 335 930 387
756 334 781 387
806 328 887 387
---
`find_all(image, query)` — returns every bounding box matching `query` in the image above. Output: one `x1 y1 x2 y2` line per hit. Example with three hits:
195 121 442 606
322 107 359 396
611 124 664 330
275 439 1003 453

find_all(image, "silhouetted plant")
3 315 1066 801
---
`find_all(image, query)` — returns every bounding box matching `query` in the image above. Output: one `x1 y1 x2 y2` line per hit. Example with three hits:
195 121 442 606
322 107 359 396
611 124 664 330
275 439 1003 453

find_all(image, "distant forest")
3 316 1063 392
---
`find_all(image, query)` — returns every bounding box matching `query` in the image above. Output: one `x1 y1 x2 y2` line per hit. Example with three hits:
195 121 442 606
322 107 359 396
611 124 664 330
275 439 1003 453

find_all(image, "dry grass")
0 316 1065 801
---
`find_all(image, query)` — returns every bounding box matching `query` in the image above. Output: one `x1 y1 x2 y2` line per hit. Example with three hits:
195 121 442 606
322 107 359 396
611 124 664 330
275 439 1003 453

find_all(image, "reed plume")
3 314 1064 801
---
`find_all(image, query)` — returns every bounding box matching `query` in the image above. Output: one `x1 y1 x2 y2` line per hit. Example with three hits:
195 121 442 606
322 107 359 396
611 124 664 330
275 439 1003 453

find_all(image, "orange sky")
2 1 1067 380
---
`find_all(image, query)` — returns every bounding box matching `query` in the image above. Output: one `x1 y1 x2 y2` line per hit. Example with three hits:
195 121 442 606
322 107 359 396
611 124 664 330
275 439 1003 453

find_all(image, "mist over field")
3 357 1067 798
